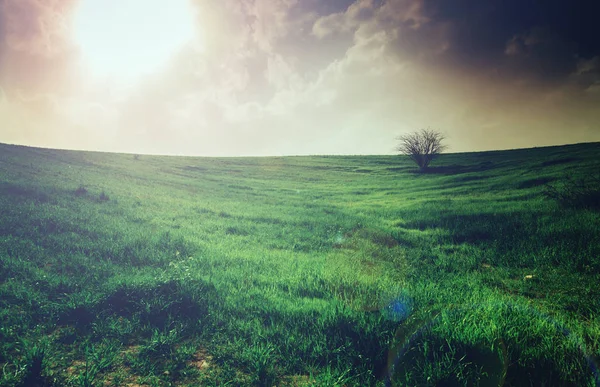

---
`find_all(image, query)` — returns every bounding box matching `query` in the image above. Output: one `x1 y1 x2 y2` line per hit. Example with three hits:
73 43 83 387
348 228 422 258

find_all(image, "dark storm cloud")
313 0 599 88
417 0 600 86
423 0 600 56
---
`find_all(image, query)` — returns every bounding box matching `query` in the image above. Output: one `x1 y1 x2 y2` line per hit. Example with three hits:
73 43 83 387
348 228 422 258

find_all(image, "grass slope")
0 142 599 386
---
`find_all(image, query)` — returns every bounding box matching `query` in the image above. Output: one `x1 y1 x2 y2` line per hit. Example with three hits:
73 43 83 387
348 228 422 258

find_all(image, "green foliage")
0 142 599 386
75 341 119 387
242 343 278 386
312 366 355 386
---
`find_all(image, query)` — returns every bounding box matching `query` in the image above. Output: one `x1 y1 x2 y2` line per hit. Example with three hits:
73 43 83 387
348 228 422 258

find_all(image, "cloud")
312 0 376 38
1 0 76 55
0 0 82 97
265 54 304 90
0 0 599 155
245 0 298 53
569 56 600 92
500 27 579 87
274 0 600 153
312 0 599 93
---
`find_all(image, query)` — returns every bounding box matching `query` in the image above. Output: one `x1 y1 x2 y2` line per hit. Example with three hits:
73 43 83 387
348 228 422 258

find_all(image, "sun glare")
74 0 197 84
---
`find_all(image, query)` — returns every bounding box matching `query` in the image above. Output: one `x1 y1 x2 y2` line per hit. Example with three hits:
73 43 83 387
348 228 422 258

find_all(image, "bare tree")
396 128 447 171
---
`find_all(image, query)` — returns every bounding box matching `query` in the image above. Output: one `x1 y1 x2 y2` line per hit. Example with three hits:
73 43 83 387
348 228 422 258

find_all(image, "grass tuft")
98 191 110 202
74 185 88 197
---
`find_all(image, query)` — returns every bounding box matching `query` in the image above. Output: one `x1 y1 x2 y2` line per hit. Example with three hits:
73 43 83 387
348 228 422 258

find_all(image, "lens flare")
382 296 412 322
384 302 598 386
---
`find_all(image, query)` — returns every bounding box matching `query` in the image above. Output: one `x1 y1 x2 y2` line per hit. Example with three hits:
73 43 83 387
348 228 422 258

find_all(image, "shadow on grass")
59 280 220 331
543 176 600 211
400 212 504 244
517 177 555 189
389 337 506 386
406 162 496 175
398 209 600 270
541 157 579 167
387 306 596 387
0 182 51 203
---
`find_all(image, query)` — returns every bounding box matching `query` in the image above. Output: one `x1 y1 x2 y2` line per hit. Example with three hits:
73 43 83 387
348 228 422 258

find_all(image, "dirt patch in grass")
189 348 213 371
336 228 399 250
121 345 141 357
66 360 86 376
280 374 316 386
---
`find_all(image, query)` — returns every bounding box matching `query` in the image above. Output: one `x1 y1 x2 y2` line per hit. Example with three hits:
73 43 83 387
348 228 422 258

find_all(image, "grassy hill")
0 142 599 386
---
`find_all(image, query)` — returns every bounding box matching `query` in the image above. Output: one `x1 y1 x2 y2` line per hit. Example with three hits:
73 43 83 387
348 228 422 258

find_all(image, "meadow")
0 141 599 386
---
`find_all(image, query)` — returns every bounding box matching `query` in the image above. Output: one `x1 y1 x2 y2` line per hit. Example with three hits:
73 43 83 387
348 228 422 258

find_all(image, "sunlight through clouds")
0 0 598 155
74 0 199 84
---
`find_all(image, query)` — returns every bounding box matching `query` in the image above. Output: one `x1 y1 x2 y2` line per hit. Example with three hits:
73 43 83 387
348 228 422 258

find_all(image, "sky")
0 0 599 156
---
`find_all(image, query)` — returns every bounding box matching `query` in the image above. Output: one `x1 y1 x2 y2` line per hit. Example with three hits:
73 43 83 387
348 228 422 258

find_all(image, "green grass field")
0 142 599 386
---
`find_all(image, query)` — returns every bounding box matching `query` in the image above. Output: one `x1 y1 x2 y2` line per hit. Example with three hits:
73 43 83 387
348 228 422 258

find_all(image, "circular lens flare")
385 302 598 386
